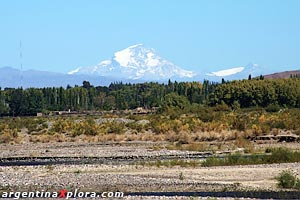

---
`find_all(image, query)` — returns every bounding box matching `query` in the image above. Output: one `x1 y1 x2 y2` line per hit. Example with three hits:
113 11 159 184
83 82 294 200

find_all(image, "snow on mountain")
69 44 196 81
206 67 245 77
204 63 267 81
68 67 81 75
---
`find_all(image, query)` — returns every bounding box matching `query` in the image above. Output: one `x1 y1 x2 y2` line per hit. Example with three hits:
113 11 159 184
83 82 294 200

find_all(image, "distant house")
51 110 78 116
131 107 158 115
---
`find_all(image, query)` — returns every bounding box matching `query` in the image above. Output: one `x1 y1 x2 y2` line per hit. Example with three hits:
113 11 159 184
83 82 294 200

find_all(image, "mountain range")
0 44 298 88
0 67 115 88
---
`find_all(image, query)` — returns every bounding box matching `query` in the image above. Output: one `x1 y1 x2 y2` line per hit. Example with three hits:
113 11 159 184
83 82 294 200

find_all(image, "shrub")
51 118 71 133
0 131 14 143
266 104 281 112
197 107 214 122
0 125 18 143
104 121 125 134
276 170 297 189
126 122 144 132
232 118 246 131
270 121 286 129
179 172 184 180
73 118 98 136
213 103 231 112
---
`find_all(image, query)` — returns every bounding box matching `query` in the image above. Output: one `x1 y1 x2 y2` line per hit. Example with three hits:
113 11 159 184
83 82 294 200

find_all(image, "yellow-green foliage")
0 106 300 143
1 117 47 133
103 121 125 134
72 118 98 136
50 118 73 133
0 124 18 143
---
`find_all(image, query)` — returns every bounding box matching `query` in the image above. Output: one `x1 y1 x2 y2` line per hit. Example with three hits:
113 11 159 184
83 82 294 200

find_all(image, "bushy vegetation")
150 107 300 136
276 170 300 190
72 118 98 136
201 148 300 167
0 124 18 143
0 77 300 145
0 106 300 144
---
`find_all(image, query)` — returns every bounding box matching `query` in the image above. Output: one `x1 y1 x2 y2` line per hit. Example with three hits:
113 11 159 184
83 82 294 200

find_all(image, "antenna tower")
20 40 23 87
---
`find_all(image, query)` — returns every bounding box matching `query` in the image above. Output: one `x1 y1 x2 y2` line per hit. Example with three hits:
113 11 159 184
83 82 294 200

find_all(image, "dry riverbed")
0 142 299 199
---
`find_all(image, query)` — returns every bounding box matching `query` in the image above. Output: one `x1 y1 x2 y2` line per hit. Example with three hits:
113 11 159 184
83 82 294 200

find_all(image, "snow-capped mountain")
68 44 196 81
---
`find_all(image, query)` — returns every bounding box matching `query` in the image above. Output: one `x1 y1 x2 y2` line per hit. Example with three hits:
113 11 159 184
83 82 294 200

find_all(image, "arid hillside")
263 70 300 79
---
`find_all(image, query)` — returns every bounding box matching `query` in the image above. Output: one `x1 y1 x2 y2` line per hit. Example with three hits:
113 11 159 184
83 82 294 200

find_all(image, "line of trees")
209 78 300 108
0 80 218 116
1 77 300 116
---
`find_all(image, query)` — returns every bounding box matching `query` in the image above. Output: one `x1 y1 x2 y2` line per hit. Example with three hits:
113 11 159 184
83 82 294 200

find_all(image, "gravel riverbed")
1 142 299 199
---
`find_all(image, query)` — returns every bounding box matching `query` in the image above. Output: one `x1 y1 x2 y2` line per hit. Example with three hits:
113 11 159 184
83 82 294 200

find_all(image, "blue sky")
1 0 300 73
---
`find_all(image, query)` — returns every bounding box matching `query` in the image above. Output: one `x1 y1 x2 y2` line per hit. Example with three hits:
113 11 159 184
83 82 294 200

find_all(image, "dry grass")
0 126 21 144
2 109 299 146
192 130 237 142
29 133 68 143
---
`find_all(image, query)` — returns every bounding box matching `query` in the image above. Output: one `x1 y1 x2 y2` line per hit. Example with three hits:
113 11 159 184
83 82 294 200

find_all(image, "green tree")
161 93 190 112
